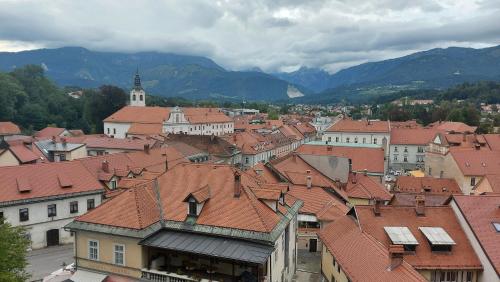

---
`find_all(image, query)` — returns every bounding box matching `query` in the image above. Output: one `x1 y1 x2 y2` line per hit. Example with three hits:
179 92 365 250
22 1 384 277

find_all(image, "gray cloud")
0 0 499 73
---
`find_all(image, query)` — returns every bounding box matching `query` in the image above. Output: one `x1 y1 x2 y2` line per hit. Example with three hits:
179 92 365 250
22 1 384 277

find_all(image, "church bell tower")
130 69 146 107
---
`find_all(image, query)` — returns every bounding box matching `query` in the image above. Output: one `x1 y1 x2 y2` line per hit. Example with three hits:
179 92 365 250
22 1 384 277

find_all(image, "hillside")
277 45 500 100
0 47 308 101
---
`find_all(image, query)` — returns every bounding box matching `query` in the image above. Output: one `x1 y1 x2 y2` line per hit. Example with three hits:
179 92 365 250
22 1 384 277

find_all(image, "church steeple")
130 68 146 107
134 67 142 90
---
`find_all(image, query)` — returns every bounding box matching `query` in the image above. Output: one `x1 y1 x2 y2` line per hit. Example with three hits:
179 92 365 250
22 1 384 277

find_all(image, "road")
26 244 74 282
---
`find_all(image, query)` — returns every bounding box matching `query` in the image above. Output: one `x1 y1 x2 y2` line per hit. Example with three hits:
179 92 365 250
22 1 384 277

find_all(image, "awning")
140 230 274 264
70 270 107 282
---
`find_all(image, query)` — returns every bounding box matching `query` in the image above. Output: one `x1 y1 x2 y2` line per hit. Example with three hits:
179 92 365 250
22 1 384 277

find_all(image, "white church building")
103 70 234 138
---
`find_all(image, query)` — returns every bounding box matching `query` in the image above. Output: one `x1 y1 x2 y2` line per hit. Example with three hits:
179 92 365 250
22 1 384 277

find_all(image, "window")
107 128 110 134
19 208 29 222
466 271 472 282
59 154 66 161
328 137 332 142
132 94 136 101
346 137 350 143
373 138 377 144
245 157 249 164
492 222 500 232
88 240 99 260
354 137 358 143
48 204 57 217
70 201 78 214
428 167 432 176
335 137 339 142
417 146 424 153
470 177 476 186
113 128 116 134
188 201 197 216
403 156 408 162
394 147 398 152
393 155 398 161
110 180 117 189
0 211 4 222
87 199 95 211
404 146 408 153
362 138 366 144
114 244 125 265
139 95 143 101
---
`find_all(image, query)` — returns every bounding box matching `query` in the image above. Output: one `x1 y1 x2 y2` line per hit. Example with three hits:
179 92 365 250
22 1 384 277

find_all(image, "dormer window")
188 199 197 216
419 227 455 252
493 222 500 232
384 227 419 252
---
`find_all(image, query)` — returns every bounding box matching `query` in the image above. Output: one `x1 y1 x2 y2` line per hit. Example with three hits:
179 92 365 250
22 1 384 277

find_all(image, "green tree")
0 220 30 282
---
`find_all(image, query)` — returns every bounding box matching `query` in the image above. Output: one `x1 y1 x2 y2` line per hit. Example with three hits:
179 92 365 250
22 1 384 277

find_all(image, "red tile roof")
83 136 157 150
0 161 104 203
483 134 500 151
0 121 21 135
450 150 500 176
35 127 67 138
77 164 298 233
390 193 451 207
453 195 500 276
287 185 348 222
319 216 427 282
8 144 41 163
127 123 163 135
427 121 476 133
296 144 385 174
355 205 483 270
103 106 170 124
346 173 392 201
390 128 439 145
395 176 461 194
182 108 232 124
326 119 390 133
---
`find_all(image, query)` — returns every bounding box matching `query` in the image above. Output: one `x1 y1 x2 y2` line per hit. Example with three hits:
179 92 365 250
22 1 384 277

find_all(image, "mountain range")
0 47 308 101
1 45 500 102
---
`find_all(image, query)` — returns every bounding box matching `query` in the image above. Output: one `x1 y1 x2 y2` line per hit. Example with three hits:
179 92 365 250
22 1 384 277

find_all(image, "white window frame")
88 239 99 261
113 243 125 266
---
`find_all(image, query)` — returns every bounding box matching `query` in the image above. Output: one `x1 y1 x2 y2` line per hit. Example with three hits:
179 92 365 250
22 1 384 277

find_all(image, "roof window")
419 227 455 252
492 222 500 232
384 227 419 252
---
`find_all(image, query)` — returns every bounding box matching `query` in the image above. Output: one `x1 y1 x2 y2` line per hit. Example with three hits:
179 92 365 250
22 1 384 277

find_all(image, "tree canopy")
0 220 30 282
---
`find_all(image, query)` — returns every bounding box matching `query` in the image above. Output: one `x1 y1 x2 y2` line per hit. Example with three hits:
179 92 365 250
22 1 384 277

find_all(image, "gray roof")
35 140 85 153
299 154 350 183
140 230 274 264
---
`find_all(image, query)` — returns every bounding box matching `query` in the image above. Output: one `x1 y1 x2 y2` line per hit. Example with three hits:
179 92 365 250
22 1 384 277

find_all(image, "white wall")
267 216 297 282
164 122 234 136
104 122 131 139
322 132 389 149
389 144 426 170
0 193 102 249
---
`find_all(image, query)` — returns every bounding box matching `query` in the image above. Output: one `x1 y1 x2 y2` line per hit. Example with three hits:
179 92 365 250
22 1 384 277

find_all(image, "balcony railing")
141 269 198 282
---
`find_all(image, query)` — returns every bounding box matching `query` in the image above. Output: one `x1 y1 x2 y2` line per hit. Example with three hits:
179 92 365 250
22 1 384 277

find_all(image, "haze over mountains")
1 45 500 102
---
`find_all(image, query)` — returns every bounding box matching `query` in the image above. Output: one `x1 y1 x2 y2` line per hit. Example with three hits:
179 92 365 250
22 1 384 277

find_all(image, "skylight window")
419 227 455 252
493 222 500 232
384 227 419 251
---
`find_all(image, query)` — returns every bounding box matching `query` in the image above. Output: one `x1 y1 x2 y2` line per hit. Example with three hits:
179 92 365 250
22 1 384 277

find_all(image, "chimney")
327 145 333 151
373 198 381 216
462 133 466 142
52 136 56 143
292 151 297 161
165 157 169 171
306 175 312 189
388 244 404 270
234 171 241 198
348 159 353 172
415 195 425 216
351 172 357 184
61 137 67 147
101 160 109 173
144 144 150 154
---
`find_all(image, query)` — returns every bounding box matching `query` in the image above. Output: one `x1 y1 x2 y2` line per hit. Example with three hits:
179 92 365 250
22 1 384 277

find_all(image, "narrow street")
293 249 322 282
26 244 74 281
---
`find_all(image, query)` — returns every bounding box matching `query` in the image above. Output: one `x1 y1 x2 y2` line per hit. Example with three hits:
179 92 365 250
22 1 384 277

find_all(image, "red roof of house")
483 134 500 151
427 121 476 133
319 216 426 282
390 193 451 207
395 176 461 194
450 150 500 176
8 144 41 163
83 136 157 150
77 164 299 233
346 173 392 201
326 119 390 133
35 127 67 138
0 122 21 135
287 185 348 222
355 205 483 270
127 123 163 135
0 161 104 203
453 195 500 276
390 128 439 145
182 108 232 124
296 144 385 174
104 106 170 124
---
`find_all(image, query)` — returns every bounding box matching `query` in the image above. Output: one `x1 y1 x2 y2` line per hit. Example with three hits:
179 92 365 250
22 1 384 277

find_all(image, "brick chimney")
388 244 404 270
144 144 150 154
415 195 425 216
373 198 381 216
101 160 109 173
51 136 56 143
292 151 297 161
351 172 357 184
234 171 241 198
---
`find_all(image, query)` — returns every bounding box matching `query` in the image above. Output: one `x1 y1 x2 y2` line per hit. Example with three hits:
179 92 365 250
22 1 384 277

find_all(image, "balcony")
142 269 199 282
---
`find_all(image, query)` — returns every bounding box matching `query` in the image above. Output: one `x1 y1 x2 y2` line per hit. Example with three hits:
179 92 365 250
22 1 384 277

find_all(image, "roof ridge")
133 187 144 228
242 184 275 232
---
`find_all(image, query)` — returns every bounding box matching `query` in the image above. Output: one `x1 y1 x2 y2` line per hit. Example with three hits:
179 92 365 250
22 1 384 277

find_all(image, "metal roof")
140 230 274 264
384 226 419 245
419 227 456 245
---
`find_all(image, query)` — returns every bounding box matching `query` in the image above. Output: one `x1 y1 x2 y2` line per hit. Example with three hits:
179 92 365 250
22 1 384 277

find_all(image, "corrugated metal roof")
140 230 274 264
384 227 419 245
419 227 456 245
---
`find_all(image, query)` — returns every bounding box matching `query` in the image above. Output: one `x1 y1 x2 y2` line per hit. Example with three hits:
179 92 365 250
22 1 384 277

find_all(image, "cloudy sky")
0 0 499 73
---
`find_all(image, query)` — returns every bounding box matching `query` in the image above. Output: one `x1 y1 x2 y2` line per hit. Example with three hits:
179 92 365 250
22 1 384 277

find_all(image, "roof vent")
102 160 110 173
16 177 31 193
415 195 426 216
58 174 73 188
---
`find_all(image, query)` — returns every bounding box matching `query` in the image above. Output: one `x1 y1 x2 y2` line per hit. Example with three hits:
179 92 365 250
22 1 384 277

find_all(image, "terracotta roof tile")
346 173 392 201
427 121 477 133
8 144 41 163
390 128 439 145
287 185 348 222
103 106 170 124
451 150 500 176
319 216 426 282
127 123 163 135
327 119 390 133
0 122 21 135
182 108 232 124
390 193 451 207
35 127 67 138
356 205 483 270
395 176 461 194
453 195 500 276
